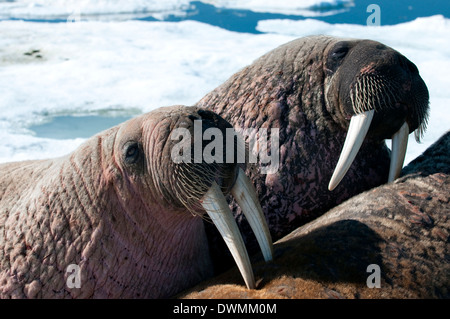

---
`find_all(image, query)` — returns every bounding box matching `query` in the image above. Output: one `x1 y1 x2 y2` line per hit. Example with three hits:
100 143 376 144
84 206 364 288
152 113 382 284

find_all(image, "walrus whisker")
415 120 427 142
173 168 214 218
329 110 375 191
346 72 428 185
384 80 401 109
352 74 404 114
414 101 429 142
371 76 386 109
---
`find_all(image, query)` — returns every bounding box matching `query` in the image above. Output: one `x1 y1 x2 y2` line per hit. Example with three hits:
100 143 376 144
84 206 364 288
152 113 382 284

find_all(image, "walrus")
196 35 430 269
0 105 273 298
181 130 450 299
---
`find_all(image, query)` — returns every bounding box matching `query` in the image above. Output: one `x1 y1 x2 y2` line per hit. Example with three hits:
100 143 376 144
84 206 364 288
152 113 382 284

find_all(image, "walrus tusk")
230 168 274 262
329 110 375 191
202 181 256 289
388 121 409 182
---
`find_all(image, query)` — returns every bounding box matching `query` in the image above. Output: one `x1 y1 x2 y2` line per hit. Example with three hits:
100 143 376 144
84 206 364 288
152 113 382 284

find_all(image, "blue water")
5 0 450 32
152 0 450 33
30 115 132 140
316 0 450 25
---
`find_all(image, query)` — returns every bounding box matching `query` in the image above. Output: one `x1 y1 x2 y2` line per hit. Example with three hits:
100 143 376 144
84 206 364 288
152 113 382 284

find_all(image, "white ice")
0 7 448 167
0 19 293 162
0 0 192 21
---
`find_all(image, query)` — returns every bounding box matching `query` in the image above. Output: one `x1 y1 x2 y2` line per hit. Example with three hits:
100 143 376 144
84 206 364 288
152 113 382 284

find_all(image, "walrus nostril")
197 109 216 121
396 55 419 74
405 59 419 74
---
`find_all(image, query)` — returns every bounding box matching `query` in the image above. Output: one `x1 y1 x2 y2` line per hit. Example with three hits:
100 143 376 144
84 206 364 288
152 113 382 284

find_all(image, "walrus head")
111 105 272 291
324 39 429 190
0 105 272 298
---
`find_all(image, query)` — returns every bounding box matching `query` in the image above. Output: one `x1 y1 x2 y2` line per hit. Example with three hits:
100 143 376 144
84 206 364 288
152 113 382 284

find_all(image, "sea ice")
0 6 448 167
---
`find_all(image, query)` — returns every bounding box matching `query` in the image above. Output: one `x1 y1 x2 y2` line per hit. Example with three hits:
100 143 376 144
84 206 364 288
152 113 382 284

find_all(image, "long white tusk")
328 110 375 191
201 182 255 289
388 122 409 182
230 168 273 262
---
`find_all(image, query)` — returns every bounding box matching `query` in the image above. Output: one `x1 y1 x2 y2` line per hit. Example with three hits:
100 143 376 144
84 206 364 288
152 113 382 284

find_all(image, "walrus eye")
331 46 349 60
124 142 142 165
326 43 350 73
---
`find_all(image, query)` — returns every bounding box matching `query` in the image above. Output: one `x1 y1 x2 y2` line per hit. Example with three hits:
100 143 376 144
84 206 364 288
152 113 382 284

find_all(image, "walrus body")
0 105 273 298
197 35 429 264
181 131 450 299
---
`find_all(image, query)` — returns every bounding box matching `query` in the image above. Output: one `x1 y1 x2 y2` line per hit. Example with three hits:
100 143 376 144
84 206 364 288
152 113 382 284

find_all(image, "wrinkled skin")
197 35 429 270
181 131 450 299
0 105 237 298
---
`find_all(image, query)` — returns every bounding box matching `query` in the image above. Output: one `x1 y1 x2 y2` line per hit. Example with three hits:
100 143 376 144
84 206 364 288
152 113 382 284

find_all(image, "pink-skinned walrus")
0 105 273 298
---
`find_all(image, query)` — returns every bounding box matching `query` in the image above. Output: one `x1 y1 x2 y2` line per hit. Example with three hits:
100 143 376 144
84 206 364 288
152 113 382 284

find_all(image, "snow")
0 19 292 162
0 1 448 166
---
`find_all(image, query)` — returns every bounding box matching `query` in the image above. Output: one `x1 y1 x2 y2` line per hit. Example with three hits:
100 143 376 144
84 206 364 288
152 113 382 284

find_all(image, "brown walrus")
181 130 450 299
197 35 430 270
0 105 273 298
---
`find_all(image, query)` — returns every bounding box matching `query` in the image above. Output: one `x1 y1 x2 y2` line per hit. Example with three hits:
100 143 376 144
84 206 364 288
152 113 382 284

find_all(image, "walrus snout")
138 106 236 211
326 39 430 190
354 51 429 139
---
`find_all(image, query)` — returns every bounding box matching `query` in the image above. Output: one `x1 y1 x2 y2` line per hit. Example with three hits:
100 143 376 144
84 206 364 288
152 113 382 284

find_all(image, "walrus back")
0 159 58 204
